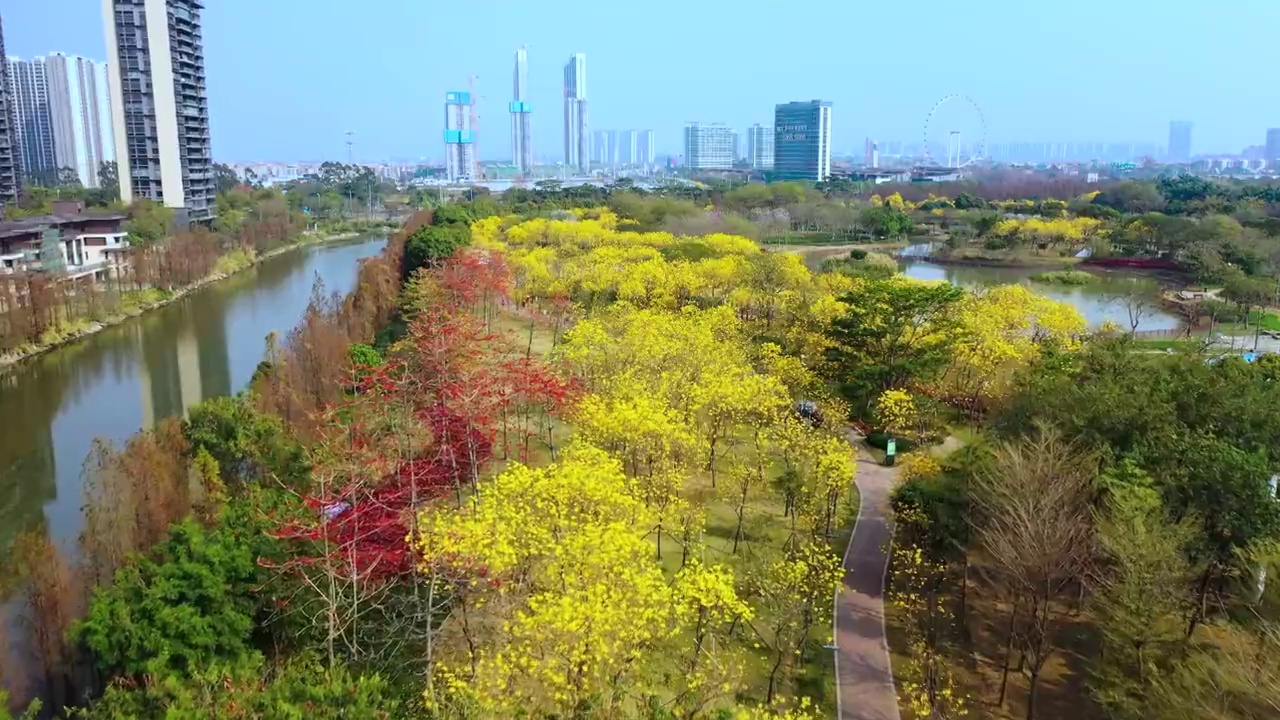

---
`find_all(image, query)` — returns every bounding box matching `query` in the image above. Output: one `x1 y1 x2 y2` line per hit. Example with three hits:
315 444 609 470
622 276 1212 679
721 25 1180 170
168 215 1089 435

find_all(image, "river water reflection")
0 236 386 556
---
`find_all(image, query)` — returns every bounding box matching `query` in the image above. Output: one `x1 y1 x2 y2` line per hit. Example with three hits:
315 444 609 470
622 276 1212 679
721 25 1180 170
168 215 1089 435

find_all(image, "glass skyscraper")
773 100 832 181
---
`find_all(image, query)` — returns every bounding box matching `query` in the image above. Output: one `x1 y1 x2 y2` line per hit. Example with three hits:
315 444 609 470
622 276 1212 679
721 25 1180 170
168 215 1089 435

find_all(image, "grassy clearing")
492 309 561 358
763 231 867 246
935 248 1083 267
1215 310 1280 334
213 247 257 276
1030 270 1097 285
1131 337 1205 351
119 287 174 314
36 317 101 346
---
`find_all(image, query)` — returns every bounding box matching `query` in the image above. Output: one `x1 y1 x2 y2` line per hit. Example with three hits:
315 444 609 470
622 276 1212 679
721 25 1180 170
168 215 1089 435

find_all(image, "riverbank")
0 229 381 373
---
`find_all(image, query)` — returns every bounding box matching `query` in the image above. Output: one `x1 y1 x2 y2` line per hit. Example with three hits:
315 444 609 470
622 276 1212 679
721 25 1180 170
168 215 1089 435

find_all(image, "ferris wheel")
922 94 987 168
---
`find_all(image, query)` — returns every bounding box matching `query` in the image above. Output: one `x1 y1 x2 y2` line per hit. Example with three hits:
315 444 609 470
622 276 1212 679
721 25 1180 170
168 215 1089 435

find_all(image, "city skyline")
5 0 1280 164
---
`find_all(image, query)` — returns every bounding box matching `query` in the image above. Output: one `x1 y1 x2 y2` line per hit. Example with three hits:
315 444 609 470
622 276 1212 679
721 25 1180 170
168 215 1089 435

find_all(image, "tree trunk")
1185 565 1212 640
998 599 1020 707
766 647 785 704
1026 667 1040 720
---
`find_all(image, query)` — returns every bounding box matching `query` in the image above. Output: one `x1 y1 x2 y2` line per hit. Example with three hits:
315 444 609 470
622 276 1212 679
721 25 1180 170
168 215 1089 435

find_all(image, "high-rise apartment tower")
8 57 56 183
0 16 21 205
774 100 832 181
45 54 114 187
103 0 215 223
638 130 655 166
616 130 638 166
1168 120 1192 163
746 124 774 169
444 90 476 183
563 53 588 173
683 123 734 170
509 47 532 176
1264 129 1280 166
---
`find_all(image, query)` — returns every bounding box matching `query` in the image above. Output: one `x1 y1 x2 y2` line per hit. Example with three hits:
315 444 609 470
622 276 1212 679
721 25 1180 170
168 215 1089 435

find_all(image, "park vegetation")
3 173 1280 720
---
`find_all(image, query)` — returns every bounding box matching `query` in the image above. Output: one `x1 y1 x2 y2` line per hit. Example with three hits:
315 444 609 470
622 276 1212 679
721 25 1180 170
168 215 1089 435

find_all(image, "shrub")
74 655 397 719
73 519 261 679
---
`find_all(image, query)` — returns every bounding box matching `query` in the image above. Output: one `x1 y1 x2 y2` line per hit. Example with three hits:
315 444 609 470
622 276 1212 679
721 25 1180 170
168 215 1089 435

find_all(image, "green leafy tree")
98 161 119 201
859 204 914 239
184 395 309 486
125 199 175 246
73 519 261 678
1094 181 1166 214
1091 465 1194 716
401 223 470 278
825 278 965 411
213 162 240 195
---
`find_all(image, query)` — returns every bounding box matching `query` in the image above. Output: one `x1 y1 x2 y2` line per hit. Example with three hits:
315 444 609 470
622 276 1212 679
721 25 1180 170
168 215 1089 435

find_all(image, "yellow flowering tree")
749 543 845 704
417 444 678 716
942 284 1085 410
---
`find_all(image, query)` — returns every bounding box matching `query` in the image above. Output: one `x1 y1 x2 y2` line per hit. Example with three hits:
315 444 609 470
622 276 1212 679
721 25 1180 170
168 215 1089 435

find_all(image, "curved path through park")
833 444 901 720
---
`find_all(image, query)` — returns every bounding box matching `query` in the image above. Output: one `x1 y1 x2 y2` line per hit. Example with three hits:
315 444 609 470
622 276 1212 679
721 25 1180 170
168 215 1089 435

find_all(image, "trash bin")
885 438 896 467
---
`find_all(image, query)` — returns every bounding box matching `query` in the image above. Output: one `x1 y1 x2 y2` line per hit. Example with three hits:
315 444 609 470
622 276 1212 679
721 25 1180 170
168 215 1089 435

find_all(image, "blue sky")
3 0 1277 163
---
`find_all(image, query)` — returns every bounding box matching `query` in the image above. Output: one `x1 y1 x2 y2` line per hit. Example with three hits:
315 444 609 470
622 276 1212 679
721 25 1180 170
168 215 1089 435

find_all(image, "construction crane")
468 75 481 181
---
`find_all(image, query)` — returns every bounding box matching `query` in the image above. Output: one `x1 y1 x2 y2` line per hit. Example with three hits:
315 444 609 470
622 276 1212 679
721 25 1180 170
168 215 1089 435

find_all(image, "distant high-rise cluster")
563 53 588 173
683 123 734 170
509 47 532 176
1168 120 1193 163
8 54 115 188
444 91 476 183
746 124 774 169
8 57 55 182
615 130 638 165
0 16 21 206
591 129 611 166
104 0 215 223
774 100 832 181
1265 129 1280 165
638 130 655 166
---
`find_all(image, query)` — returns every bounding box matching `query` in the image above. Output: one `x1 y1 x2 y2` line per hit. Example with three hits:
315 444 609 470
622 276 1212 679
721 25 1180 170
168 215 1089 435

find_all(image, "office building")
746 124 774 169
1168 120 1192 162
616 129 638 165
509 47 532 176
0 16 20 205
8 57 56 184
774 100 832 181
638 130 655 166
444 91 475 183
683 123 734 170
1266 129 1280 165
103 0 215 223
730 129 741 163
563 53 588 173
45 54 114 187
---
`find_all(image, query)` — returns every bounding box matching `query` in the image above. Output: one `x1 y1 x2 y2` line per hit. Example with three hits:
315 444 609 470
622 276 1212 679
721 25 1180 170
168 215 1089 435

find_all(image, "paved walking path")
834 446 900 720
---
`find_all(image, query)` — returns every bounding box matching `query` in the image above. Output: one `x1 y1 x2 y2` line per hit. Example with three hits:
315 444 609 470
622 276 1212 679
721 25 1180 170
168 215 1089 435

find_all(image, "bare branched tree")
972 423 1096 720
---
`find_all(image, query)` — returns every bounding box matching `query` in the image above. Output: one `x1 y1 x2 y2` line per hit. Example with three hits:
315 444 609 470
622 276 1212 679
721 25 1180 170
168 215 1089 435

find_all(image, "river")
0 235 386 558
800 245 1183 331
